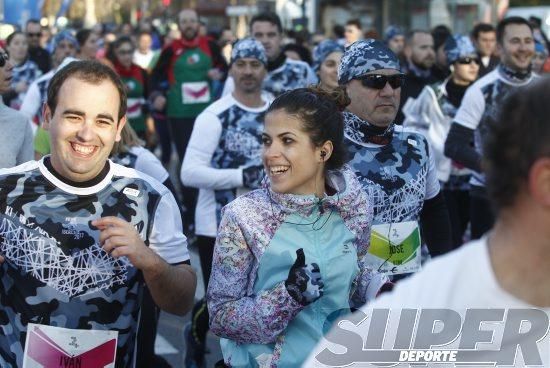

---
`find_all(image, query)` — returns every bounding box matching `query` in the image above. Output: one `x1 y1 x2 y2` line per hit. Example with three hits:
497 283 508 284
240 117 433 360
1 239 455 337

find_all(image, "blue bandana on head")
231 37 267 66
444 35 476 64
338 39 401 85
52 30 78 51
535 40 548 56
312 40 344 71
384 25 404 43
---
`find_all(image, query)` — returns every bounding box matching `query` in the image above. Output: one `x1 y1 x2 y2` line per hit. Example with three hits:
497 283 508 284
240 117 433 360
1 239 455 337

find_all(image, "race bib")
23 323 118 368
367 221 421 275
126 97 145 119
181 82 210 104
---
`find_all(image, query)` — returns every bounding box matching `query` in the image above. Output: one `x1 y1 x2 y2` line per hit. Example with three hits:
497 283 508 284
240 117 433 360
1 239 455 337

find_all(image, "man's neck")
267 53 285 72
488 209 550 307
408 61 431 78
232 90 264 108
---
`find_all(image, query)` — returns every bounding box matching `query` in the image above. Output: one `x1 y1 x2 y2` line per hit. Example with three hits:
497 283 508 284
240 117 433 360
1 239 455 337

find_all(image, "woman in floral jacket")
207 87 388 367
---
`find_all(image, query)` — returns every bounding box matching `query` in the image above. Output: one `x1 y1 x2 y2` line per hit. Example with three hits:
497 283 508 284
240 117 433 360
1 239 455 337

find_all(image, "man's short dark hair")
250 12 282 34
346 19 361 30
26 19 41 27
405 29 431 45
471 23 495 40
483 77 550 211
47 60 127 122
496 16 533 45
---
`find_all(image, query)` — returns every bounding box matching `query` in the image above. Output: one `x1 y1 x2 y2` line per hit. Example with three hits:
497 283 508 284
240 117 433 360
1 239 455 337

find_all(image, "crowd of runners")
0 7 549 368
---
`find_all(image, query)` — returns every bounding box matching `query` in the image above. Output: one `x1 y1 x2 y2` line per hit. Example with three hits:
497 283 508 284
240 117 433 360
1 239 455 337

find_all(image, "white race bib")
23 323 118 368
367 221 422 275
181 81 210 104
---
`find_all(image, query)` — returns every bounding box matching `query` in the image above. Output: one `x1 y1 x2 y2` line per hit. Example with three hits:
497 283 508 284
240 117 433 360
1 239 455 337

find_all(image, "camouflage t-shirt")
181 93 271 237
0 159 188 367
453 66 536 187
344 112 440 226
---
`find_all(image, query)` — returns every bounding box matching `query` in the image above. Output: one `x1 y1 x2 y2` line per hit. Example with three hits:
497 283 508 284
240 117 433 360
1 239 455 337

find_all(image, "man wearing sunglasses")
445 16 536 241
25 19 51 74
339 40 452 288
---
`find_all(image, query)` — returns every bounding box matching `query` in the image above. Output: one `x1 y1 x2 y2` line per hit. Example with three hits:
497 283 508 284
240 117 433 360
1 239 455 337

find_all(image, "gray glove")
285 248 324 306
242 165 264 189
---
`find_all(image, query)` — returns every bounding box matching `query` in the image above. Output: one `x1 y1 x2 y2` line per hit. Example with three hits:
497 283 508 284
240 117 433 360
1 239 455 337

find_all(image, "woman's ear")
319 141 334 163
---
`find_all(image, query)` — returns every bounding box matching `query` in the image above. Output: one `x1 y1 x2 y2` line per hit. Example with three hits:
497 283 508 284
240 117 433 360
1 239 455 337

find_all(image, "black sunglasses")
27 32 41 38
456 57 481 65
0 52 9 68
357 74 405 90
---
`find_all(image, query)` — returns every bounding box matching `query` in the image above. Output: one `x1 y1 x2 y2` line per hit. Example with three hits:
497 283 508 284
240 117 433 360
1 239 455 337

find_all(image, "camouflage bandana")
444 35 476 64
231 37 268 66
338 39 401 85
384 25 404 43
344 111 395 145
312 40 344 71
52 30 78 51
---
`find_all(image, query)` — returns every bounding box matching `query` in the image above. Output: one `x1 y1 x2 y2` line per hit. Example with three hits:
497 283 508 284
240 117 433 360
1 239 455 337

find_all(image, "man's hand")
14 81 28 93
207 68 223 81
152 95 167 111
93 216 162 274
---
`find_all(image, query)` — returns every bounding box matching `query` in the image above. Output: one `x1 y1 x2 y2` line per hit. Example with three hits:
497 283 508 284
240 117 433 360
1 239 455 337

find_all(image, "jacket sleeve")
345 174 390 308
180 111 243 189
208 40 228 74
149 46 173 99
350 235 389 308
444 123 482 173
207 207 304 344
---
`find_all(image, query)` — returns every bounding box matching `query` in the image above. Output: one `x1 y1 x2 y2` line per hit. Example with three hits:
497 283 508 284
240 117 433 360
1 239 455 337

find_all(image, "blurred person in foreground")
306 75 550 368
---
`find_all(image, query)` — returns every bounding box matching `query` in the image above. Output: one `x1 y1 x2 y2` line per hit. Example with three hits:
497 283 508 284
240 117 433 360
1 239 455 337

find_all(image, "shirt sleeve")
180 110 244 189
135 148 170 183
453 84 485 130
148 190 189 264
207 206 304 344
403 86 434 134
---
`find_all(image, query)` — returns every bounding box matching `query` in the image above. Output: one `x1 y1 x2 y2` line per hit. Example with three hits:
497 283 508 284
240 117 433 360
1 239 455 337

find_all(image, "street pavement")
154 148 223 367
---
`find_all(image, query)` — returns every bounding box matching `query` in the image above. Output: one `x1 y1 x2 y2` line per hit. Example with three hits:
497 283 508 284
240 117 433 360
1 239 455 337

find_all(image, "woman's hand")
285 248 324 306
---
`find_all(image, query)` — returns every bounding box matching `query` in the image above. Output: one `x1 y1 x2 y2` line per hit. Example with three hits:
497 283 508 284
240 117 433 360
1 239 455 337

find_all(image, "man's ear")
115 115 127 142
528 158 550 207
403 44 412 60
42 103 51 131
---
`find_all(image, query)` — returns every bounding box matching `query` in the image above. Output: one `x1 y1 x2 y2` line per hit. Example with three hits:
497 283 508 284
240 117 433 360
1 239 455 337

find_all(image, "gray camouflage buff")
338 39 401 85
312 40 344 71
231 37 267 66
264 60 315 96
344 112 430 225
444 35 476 64
0 163 162 367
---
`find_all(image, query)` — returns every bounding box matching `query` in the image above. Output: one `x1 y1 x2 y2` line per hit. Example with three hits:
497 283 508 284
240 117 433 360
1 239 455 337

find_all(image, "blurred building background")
1 0 549 37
